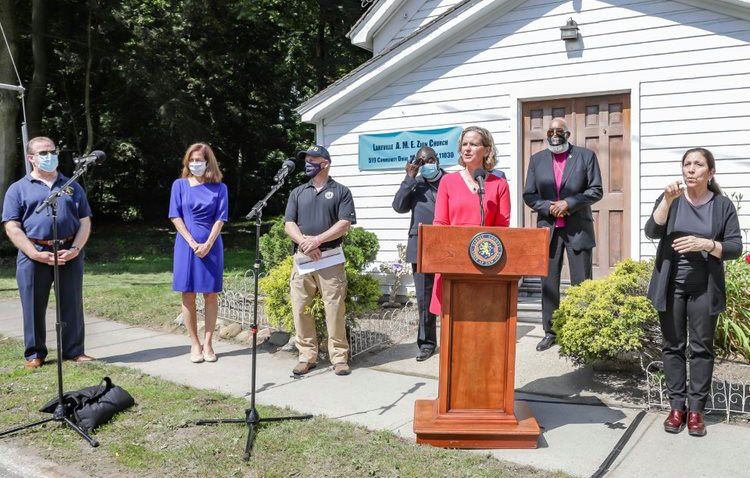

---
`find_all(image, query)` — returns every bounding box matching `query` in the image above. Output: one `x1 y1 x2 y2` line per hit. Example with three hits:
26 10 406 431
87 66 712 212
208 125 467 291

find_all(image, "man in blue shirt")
2 136 94 368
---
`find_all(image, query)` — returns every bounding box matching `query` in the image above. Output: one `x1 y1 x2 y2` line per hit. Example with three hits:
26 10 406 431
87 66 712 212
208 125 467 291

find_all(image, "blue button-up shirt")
1 174 92 240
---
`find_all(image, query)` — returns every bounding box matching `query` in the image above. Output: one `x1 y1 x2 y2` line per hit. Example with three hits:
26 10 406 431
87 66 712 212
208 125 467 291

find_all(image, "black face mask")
548 133 567 147
305 161 323 177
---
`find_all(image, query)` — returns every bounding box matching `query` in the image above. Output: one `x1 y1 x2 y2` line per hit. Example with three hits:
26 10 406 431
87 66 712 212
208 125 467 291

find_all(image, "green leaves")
553 259 659 365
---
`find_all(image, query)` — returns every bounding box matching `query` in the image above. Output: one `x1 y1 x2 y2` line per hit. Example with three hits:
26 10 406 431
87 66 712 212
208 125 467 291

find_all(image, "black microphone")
73 150 106 166
472 168 487 194
273 159 296 182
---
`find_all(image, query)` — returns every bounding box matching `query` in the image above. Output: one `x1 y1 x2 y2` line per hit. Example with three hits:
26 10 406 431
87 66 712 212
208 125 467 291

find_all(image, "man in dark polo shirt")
284 145 356 376
2 136 94 368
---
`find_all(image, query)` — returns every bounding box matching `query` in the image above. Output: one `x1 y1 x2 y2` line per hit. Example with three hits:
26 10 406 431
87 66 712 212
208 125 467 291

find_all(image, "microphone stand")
477 175 485 227
195 174 312 461
0 162 99 447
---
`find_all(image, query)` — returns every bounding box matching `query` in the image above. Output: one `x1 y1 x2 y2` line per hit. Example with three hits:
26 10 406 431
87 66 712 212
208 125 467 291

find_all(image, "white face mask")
189 161 207 177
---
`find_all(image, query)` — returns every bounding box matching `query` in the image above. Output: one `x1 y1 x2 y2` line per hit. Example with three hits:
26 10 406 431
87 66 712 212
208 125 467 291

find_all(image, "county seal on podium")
468 232 504 267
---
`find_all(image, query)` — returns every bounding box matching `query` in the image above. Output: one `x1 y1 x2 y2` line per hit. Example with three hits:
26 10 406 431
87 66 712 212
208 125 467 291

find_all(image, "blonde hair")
180 143 223 183
458 126 497 170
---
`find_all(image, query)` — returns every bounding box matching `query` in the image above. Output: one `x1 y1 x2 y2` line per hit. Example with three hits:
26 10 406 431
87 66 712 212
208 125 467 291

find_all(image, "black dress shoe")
416 348 434 362
536 334 556 351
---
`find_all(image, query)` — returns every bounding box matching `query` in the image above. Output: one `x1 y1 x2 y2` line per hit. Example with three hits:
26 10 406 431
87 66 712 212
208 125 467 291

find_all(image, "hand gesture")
300 235 321 254
194 243 211 258
663 180 683 204
35 251 65 266
672 236 711 254
57 248 80 262
305 248 322 262
549 200 569 217
405 162 420 178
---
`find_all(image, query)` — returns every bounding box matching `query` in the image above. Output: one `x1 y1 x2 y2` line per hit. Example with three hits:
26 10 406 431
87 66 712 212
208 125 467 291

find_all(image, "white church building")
296 0 750 281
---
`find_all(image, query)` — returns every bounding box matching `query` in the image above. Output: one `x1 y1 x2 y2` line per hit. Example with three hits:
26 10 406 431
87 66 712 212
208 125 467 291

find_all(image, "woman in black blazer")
645 147 742 437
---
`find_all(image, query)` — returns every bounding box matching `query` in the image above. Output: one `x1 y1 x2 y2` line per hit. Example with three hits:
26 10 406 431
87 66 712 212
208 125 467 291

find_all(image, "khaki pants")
290 261 348 364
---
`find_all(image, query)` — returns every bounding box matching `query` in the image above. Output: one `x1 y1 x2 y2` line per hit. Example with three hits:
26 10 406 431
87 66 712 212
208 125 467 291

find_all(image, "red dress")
428 171 511 315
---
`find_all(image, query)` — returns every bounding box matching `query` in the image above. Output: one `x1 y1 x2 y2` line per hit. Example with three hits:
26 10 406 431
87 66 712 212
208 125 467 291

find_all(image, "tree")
0 0 20 199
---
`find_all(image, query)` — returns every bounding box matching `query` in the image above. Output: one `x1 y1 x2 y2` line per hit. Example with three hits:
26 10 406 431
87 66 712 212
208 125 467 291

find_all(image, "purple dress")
168 178 229 293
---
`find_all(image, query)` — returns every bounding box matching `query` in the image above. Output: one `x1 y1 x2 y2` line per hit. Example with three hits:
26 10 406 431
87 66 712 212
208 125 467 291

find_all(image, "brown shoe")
67 354 95 363
24 358 44 369
688 412 707 437
663 408 687 433
333 363 351 376
292 362 316 376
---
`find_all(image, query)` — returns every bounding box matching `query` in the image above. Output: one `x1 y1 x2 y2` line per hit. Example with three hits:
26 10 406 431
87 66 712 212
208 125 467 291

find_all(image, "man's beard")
548 141 568 154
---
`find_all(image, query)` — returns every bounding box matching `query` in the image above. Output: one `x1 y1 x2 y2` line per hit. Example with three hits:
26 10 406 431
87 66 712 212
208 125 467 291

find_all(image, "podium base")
413 399 540 449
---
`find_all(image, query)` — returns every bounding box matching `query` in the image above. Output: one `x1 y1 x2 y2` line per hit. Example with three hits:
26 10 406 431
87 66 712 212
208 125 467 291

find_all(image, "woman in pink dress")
429 126 511 315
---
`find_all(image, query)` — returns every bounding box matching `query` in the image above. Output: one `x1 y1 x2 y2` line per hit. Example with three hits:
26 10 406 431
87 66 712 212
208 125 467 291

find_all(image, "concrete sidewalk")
0 300 748 478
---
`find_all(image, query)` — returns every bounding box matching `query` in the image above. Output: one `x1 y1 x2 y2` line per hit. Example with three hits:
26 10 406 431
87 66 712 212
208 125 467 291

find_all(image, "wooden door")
522 94 631 278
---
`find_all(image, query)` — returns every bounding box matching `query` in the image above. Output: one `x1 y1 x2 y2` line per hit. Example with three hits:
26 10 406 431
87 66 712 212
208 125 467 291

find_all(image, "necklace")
461 170 479 193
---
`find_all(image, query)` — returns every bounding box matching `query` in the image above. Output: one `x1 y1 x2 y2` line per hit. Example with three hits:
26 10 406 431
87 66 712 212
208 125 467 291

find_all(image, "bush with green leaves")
716 255 750 362
553 259 660 365
258 221 382 353
258 217 294 271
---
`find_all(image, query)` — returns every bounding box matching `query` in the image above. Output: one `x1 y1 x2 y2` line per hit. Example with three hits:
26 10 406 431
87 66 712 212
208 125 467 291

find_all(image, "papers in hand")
294 246 345 275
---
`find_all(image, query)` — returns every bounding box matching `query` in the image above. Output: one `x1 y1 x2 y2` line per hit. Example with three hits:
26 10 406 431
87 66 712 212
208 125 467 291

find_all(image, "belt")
29 236 74 246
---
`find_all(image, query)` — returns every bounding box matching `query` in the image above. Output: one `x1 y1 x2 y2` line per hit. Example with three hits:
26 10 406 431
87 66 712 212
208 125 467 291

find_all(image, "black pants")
412 263 437 351
542 228 592 334
659 282 717 412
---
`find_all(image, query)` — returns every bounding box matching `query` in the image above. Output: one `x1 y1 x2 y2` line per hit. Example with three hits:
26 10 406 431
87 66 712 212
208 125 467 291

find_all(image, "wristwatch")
70 245 80 252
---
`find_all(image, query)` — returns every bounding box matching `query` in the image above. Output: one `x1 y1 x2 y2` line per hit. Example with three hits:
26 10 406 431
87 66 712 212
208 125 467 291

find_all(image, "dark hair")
682 147 722 196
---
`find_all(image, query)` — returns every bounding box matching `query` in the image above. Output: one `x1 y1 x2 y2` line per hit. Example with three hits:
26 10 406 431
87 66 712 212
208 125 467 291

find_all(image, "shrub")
553 259 660 365
258 216 380 272
258 217 293 271
716 255 750 362
258 223 382 356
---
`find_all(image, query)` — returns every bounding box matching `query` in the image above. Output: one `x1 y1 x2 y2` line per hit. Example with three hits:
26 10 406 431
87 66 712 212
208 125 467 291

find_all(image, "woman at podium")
428 126 511 315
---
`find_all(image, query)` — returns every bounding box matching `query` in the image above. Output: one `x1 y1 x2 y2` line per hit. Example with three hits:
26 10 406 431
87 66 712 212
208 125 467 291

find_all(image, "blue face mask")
420 163 440 180
305 161 323 177
37 153 59 172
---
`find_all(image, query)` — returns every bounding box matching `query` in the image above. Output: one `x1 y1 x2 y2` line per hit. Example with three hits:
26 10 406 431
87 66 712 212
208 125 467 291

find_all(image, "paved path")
0 300 748 478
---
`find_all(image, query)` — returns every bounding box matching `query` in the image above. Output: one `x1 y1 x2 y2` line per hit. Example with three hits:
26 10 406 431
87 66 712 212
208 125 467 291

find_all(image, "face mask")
547 134 569 154
420 163 440 180
189 161 207 176
36 153 59 173
305 161 323 177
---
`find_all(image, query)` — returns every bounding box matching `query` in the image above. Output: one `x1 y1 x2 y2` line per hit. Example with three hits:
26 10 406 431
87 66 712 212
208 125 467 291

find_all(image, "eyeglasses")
35 150 58 156
546 128 567 137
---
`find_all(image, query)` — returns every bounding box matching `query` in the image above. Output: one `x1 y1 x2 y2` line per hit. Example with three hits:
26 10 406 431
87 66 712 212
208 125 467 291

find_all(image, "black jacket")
645 193 742 315
392 172 443 263
523 145 603 251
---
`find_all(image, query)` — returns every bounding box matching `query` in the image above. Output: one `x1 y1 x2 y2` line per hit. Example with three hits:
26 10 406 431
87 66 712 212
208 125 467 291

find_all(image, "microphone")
273 159 296 182
73 150 106 166
472 168 487 227
472 168 487 194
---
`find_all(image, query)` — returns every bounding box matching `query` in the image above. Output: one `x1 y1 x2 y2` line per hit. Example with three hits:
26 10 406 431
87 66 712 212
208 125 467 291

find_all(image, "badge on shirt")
61 186 74 196
324 191 334 199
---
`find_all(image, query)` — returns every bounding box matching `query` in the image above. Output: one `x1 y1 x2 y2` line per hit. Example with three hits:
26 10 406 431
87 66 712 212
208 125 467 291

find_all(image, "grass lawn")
0 221 258 329
0 336 570 478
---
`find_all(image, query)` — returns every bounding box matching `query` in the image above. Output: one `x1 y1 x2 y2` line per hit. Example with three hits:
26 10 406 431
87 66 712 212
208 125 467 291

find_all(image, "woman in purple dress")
169 143 228 363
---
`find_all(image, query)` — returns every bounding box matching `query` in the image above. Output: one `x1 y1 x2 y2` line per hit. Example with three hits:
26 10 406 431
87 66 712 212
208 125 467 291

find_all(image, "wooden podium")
413 225 549 449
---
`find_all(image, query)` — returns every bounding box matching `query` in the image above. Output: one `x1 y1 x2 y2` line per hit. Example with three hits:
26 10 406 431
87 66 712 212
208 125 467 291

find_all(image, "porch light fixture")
560 18 579 41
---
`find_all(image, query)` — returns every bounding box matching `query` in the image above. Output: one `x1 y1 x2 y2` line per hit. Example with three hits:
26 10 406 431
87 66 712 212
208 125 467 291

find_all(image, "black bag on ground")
40 377 135 432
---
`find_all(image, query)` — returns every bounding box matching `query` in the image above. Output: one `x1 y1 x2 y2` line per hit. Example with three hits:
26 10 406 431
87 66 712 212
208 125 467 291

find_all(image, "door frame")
507 81 641 264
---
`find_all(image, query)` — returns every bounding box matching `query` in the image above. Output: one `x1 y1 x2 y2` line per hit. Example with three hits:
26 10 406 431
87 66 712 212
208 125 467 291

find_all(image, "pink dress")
428 171 511 315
